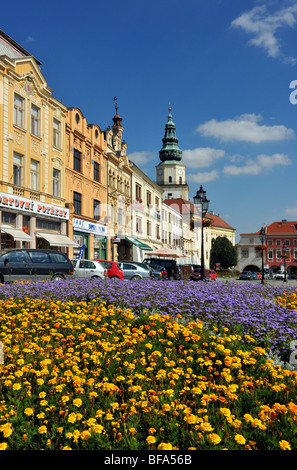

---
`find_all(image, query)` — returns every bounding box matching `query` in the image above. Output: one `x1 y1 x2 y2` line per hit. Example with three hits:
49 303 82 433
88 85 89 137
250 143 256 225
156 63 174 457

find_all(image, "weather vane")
114 96 118 113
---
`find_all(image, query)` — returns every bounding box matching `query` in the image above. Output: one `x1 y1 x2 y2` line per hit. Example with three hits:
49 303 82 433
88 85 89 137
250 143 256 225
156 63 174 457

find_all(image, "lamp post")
193 185 210 281
259 227 265 285
283 242 288 283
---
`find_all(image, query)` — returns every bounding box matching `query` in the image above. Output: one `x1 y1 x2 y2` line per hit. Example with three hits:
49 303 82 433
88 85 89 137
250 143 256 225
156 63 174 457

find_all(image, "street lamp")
259 227 265 285
283 242 288 283
193 185 210 281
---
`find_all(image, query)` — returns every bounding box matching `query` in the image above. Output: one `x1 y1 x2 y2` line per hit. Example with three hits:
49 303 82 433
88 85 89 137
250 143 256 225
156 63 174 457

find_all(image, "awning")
1 225 34 242
36 232 79 247
124 236 153 251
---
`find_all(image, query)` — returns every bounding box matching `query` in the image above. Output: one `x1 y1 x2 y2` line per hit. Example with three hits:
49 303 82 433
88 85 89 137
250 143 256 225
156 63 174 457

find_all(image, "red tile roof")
266 221 297 235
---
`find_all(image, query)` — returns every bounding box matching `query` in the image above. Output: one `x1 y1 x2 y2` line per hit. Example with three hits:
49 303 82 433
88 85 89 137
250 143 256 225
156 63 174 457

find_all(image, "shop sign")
73 218 108 235
0 191 69 219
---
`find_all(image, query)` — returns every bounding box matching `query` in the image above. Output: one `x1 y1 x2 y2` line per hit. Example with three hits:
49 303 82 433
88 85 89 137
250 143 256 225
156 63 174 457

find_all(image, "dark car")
143 258 182 280
150 264 167 280
0 249 74 282
190 268 211 281
239 270 253 280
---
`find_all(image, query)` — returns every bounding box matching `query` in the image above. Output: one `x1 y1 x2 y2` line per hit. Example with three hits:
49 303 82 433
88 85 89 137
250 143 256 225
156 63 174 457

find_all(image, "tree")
210 236 237 270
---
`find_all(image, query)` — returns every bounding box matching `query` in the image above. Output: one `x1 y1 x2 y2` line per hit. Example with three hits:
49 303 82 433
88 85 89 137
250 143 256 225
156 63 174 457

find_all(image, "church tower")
156 106 189 200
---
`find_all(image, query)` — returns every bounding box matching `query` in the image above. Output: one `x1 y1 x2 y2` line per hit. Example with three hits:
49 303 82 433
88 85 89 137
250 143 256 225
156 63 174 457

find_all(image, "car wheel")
53 274 64 281
110 275 120 279
91 275 101 279
131 275 141 280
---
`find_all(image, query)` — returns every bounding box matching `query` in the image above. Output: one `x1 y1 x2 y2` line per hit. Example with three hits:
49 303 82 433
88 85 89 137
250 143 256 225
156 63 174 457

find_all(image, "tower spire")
159 104 182 163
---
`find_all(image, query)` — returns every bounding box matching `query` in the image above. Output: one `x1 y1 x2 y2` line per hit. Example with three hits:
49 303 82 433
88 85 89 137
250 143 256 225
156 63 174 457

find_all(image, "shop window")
2 211 16 225
36 218 61 231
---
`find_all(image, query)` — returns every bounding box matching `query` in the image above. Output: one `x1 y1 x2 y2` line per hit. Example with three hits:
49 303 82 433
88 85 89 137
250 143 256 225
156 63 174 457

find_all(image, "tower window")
169 176 172 183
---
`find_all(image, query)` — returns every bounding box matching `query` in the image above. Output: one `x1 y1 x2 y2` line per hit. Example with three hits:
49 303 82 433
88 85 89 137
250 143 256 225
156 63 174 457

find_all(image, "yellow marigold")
80 430 91 441
200 422 214 432
24 408 34 416
158 442 173 450
146 436 156 445
235 434 246 445
208 433 221 445
38 426 47 435
73 398 82 408
220 408 232 417
0 442 8 450
129 428 137 435
67 413 77 423
279 440 291 450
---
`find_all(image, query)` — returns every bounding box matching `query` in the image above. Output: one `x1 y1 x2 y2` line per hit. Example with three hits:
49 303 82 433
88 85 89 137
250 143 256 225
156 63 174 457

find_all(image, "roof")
205 213 235 231
0 29 41 65
266 220 297 235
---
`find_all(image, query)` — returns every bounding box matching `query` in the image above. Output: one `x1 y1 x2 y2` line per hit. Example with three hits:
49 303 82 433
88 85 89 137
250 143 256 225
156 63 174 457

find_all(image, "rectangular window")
147 191 151 207
241 249 249 258
30 159 40 191
135 183 142 202
94 161 100 182
136 216 142 233
31 104 40 136
93 199 101 220
13 152 23 186
276 250 282 261
53 119 61 148
14 94 25 128
73 149 81 172
52 169 61 197
268 249 273 261
73 191 82 215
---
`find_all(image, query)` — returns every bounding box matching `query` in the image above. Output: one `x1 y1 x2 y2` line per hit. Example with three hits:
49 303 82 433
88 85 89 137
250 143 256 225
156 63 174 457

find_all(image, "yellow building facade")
65 108 109 260
0 30 76 251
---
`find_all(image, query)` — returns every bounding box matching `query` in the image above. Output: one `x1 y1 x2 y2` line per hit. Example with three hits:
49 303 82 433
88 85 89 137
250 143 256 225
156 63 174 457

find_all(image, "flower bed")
0 278 296 359
1 295 297 450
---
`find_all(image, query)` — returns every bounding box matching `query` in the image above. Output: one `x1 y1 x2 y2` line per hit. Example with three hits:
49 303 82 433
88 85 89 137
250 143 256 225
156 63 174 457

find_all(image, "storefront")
0 191 77 251
72 217 108 260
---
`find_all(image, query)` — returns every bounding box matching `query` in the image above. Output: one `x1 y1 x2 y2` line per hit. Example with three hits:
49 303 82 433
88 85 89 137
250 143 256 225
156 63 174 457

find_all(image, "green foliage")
210 236 237 270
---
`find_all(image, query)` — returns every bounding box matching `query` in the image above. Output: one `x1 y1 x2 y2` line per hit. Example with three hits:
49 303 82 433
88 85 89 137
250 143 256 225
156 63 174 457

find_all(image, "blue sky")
2 0 297 241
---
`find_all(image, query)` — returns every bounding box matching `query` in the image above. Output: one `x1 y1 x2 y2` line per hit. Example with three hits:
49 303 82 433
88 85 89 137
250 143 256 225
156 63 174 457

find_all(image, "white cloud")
129 151 154 166
223 153 291 176
197 114 295 143
187 169 219 183
182 147 225 168
285 204 297 217
231 4 297 63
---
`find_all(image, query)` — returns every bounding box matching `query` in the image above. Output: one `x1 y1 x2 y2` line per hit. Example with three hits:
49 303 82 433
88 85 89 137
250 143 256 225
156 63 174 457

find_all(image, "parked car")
71 259 106 279
143 258 182 280
117 262 152 280
0 248 74 282
150 264 167 280
206 269 217 280
93 259 124 279
275 270 288 280
239 271 253 280
190 268 211 281
251 271 258 280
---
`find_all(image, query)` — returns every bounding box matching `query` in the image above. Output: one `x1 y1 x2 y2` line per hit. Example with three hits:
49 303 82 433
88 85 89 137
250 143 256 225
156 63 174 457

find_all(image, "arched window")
179 176 182 184
169 176 172 183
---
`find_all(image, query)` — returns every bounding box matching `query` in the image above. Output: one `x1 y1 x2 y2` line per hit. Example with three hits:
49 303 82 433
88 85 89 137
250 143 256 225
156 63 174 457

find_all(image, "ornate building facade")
0 29 75 251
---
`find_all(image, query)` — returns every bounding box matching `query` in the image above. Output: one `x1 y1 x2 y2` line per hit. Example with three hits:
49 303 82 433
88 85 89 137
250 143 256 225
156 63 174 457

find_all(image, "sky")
2 0 297 242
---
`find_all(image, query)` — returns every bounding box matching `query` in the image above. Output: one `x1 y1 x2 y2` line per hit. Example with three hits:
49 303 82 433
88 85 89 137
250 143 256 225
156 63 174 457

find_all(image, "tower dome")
159 105 182 163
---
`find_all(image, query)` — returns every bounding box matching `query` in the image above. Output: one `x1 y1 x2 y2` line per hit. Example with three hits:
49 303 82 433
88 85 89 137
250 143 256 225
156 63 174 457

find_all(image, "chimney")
281 219 287 224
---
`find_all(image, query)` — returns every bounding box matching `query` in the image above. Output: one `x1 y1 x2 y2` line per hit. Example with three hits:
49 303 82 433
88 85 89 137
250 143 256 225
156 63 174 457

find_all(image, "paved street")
217 277 297 288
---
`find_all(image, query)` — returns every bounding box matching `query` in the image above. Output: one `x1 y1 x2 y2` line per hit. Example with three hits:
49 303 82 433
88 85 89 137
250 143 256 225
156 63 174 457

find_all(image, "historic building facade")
65 107 109 260
0 30 75 251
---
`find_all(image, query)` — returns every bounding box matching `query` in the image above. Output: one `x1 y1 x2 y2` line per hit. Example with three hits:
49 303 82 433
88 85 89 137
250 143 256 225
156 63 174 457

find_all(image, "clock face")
177 168 183 176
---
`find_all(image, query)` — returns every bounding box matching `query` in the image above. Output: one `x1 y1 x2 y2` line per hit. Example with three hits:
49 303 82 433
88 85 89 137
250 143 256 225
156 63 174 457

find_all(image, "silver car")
117 262 151 280
71 259 106 279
